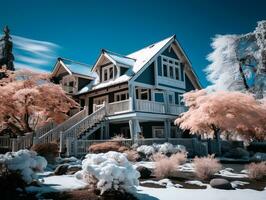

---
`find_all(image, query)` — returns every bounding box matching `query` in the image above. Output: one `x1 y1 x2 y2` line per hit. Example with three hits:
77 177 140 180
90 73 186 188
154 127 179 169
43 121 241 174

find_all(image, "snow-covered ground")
135 185 266 200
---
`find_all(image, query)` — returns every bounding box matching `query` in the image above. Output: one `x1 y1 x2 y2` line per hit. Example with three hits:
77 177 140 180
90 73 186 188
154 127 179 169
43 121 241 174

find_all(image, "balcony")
62 85 76 94
101 99 186 116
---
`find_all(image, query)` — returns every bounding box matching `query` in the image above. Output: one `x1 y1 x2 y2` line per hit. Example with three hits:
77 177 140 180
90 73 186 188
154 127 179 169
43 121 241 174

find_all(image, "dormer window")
161 55 182 81
102 65 114 82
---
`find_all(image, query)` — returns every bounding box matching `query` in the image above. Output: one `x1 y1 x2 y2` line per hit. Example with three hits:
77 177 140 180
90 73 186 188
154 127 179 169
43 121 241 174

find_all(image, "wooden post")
11 138 17 152
100 122 104 140
66 138 71 157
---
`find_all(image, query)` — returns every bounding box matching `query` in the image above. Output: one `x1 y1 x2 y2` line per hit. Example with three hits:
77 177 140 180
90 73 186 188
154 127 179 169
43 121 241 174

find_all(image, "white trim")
129 36 175 83
93 95 108 105
136 87 150 100
101 64 115 82
161 55 181 81
156 84 186 93
134 82 155 89
114 90 129 102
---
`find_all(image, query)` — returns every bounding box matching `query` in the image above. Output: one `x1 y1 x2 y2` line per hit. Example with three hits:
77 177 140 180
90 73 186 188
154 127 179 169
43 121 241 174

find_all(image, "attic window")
161 55 182 81
102 65 114 82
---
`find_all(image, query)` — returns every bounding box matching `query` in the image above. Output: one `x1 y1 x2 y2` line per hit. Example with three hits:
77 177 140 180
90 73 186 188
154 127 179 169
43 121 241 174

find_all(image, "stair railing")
59 105 106 153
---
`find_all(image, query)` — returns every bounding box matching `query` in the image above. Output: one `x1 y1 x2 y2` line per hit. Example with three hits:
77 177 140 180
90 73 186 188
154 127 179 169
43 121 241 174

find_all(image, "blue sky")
0 0 266 87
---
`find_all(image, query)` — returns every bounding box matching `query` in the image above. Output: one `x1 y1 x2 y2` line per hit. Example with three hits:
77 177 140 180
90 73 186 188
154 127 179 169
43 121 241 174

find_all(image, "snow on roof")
59 58 96 78
127 35 175 74
78 35 175 93
103 50 135 67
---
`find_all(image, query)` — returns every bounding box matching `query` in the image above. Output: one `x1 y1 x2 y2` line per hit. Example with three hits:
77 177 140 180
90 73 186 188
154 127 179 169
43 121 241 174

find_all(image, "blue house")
49 35 202 154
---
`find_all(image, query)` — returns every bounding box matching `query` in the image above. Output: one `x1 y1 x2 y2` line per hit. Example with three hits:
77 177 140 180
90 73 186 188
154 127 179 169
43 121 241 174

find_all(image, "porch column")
100 123 104 140
163 91 168 114
129 119 140 144
164 119 171 139
128 84 135 111
104 120 110 139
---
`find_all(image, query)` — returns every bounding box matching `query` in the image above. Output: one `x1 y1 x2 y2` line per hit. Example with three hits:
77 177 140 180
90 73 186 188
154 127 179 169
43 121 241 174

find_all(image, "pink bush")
153 152 187 178
193 155 222 180
246 162 266 180
124 150 140 162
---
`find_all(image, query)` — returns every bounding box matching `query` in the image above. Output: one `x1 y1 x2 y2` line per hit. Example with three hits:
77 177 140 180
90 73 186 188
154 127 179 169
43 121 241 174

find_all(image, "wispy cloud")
9 35 60 72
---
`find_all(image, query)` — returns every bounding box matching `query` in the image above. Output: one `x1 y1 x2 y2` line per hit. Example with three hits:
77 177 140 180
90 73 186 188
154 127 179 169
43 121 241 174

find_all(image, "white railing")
60 106 106 152
168 104 186 115
66 139 133 157
35 121 56 139
0 135 12 149
108 99 130 115
136 100 165 114
11 132 34 152
37 106 88 144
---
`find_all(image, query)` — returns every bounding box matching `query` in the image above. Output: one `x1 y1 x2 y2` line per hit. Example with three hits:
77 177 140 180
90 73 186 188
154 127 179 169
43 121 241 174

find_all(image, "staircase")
59 105 106 152
35 107 88 144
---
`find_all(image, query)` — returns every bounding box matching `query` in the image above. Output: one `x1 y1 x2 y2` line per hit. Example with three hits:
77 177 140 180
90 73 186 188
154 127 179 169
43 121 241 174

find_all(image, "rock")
136 166 152 179
66 165 82 175
54 164 69 175
210 178 233 190
224 147 249 159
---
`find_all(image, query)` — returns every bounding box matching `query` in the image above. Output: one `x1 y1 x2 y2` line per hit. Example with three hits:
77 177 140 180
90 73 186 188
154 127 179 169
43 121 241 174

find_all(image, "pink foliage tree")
175 90 266 141
0 69 78 136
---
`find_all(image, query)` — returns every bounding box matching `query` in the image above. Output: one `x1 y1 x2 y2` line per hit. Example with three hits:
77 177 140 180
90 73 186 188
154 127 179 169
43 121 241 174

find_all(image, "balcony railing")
95 99 185 116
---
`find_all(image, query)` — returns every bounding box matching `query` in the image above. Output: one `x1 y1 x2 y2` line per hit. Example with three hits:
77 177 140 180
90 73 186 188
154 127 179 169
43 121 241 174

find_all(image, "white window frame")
114 90 129 102
102 65 115 82
93 95 108 105
178 94 184 105
152 126 165 138
136 87 150 100
161 55 182 81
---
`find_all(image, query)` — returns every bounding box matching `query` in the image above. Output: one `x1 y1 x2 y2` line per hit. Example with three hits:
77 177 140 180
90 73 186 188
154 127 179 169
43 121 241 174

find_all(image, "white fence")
35 121 56 139
0 135 12 149
11 132 34 152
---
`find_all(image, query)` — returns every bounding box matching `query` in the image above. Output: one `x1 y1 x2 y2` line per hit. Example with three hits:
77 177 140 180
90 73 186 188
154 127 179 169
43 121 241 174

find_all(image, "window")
175 68 179 80
102 65 115 82
163 64 168 76
168 93 174 104
136 88 149 100
115 91 129 101
161 56 181 81
152 126 164 138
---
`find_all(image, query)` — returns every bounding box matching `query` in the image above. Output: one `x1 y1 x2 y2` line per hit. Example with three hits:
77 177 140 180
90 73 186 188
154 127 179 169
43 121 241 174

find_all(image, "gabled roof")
78 35 201 93
103 50 135 67
51 57 96 79
127 35 175 74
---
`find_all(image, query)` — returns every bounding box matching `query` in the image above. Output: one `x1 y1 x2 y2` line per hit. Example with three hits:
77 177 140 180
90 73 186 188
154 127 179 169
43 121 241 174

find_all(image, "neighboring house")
51 35 201 142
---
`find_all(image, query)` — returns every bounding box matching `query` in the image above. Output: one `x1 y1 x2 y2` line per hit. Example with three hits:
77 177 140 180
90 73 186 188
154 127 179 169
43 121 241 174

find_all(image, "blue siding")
120 67 128 75
135 62 155 85
157 56 162 76
162 47 180 60
155 93 164 102
185 74 195 91
158 83 184 90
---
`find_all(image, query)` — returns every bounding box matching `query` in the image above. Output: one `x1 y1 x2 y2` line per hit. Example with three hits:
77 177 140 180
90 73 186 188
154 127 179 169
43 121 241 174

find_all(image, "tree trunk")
238 62 249 90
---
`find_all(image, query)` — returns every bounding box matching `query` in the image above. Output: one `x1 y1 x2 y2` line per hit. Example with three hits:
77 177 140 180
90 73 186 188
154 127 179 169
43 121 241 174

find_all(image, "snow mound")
137 143 186 156
137 145 155 155
75 151 140 194
0 149 47 183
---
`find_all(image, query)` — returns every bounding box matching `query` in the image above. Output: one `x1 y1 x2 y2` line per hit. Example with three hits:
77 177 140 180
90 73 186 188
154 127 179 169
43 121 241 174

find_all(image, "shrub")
246 162 266 180
75 151 140 195
136 145 155 156
169 152 187 165
193 155 222 180
124 150 140 162
88 141 128 153
31 143 58 163
0 149 47 184
153 152 185 178
111 134 127 140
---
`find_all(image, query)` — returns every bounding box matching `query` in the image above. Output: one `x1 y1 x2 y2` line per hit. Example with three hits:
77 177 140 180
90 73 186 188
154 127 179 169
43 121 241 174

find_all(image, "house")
50 35 201 144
